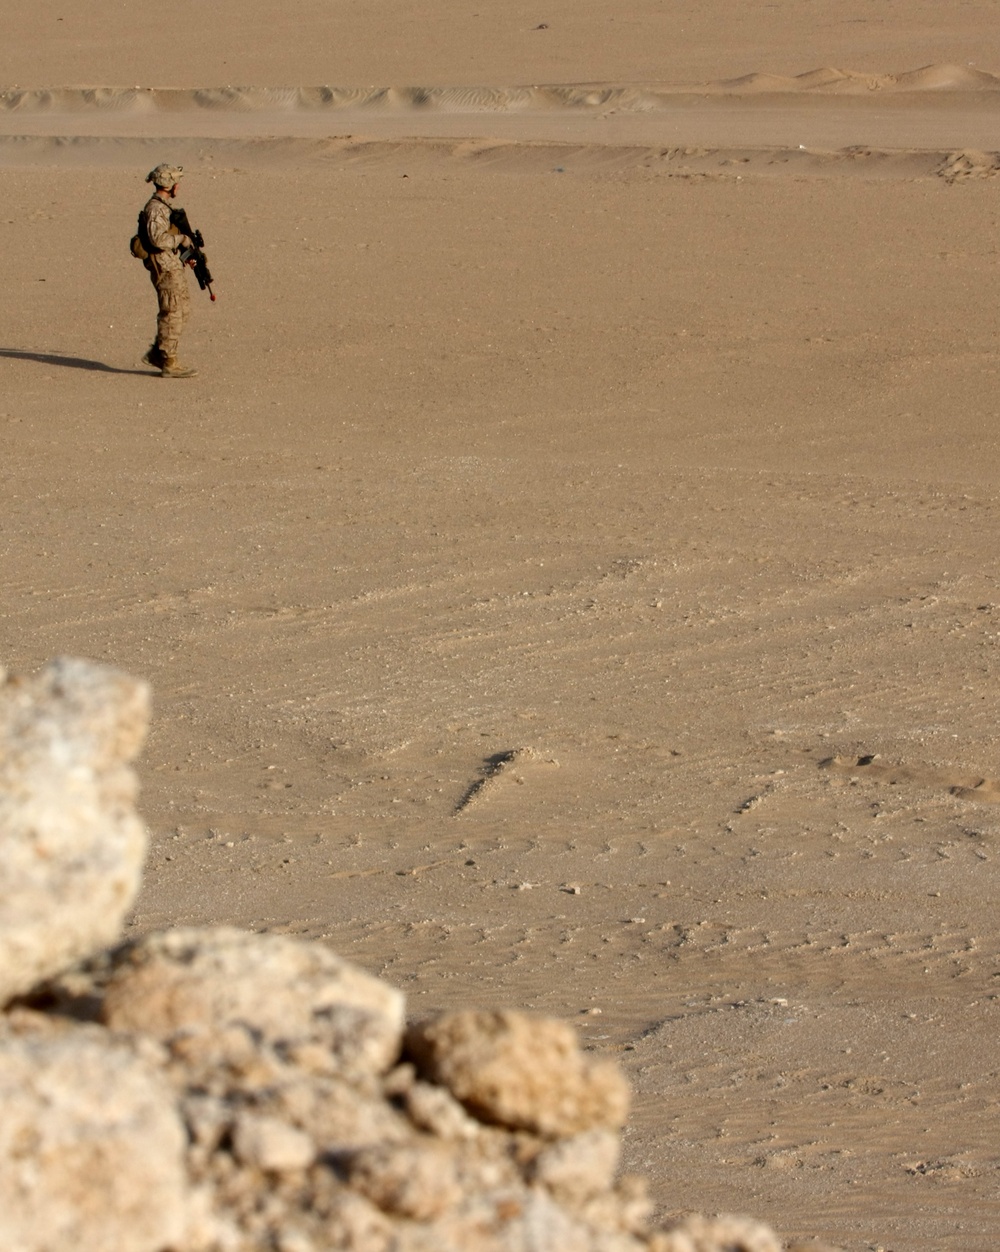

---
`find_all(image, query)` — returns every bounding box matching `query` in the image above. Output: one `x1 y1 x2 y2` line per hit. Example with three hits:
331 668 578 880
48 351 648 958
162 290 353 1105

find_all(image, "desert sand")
4 3 1000 1248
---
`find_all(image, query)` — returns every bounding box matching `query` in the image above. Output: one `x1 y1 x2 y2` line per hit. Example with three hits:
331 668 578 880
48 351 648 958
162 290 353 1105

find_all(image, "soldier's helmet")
146 163 184 188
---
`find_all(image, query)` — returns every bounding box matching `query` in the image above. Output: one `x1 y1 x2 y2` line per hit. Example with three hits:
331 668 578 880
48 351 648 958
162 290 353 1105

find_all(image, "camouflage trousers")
149 266 191 359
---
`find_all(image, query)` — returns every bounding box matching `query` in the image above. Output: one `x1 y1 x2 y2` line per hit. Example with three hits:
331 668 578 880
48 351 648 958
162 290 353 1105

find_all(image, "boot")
142 343 164 368
160 356 198 378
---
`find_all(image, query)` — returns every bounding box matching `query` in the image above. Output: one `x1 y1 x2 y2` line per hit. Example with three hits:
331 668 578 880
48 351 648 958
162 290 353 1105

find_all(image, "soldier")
139 164 198 378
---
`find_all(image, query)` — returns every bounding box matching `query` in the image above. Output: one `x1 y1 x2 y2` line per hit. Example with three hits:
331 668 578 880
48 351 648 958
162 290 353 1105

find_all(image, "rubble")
102 926 405 1079
0 658 842 1252
0 1013 188 1252
405 1009 630 1137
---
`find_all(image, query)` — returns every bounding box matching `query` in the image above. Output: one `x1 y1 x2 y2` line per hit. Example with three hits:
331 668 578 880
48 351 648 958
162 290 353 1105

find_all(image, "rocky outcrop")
0 1014 188 1252
0 658 841 1252
102 926 405 1079
0 657 149 1002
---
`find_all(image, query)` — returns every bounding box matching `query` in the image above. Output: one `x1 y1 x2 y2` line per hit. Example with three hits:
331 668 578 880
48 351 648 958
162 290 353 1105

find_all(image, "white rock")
531 1130 621 1201
0 658 149 1003
103 926 406 1076
232 1112 317 1172
0 1021 189 1252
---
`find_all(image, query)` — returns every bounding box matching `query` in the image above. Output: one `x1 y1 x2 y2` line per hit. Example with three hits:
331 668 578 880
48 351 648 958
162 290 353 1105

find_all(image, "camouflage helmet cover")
146 163 184 188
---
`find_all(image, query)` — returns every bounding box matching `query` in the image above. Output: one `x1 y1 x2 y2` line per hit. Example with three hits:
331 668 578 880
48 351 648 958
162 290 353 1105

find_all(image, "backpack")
129 208 153 260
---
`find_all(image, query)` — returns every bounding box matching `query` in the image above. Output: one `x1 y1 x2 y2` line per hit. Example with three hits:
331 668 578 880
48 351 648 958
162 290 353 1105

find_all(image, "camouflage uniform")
140 164 196 377
143 195 191 361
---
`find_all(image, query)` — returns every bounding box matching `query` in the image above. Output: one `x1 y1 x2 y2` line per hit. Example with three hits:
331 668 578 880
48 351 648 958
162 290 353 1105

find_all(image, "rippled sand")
4 5 1000 1249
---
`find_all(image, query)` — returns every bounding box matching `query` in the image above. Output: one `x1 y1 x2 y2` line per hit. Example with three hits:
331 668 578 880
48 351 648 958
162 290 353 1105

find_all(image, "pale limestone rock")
405 1010 630 1137
403 1077 482 1140
102 925 405 1076
275 1231 317 1252
266 1071 413 1152
785 1243 845 1252
422 1184 607 1252
651 1214 784 1252
347 1141 463 1220
183 1091 232 1158
166 1019 288 1088
580 1176 654 1240
0 658 149 1003
325 1189 396 1252
0 1021 188 1252
531 1129 621 1202
232 1111 317 1172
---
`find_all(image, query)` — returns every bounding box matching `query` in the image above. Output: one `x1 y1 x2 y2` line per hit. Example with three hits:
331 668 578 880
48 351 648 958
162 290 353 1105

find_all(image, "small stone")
530 1129 621 1201
232 1112 316 1173
325 1190 395 1250
405 1010 630 1137
276 1230 316 1252
271 1071 411 1153
403 1079 481 1140
347 1142 462 1219
653 1213 785 1252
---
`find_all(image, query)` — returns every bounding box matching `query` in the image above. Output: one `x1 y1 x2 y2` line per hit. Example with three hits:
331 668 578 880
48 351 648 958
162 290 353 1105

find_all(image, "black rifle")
169 207 216 301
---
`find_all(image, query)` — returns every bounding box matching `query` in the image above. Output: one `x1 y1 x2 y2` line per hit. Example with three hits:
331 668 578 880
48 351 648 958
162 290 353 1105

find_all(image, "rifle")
169 206 216 301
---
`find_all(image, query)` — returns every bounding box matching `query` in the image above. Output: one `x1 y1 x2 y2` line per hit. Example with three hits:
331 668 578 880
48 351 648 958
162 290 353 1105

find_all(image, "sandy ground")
5 6 1000 1250
6 0 1000 86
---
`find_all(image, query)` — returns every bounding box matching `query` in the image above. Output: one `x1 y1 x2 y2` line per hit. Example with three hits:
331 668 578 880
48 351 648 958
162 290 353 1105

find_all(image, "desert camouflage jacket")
141 193 188 275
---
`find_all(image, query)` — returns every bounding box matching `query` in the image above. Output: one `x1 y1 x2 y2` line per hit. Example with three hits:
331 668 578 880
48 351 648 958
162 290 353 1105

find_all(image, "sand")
5 4 1000 1248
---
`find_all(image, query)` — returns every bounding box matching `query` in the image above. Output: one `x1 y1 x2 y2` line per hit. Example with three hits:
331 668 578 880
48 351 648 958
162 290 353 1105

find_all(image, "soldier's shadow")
0 349 150 376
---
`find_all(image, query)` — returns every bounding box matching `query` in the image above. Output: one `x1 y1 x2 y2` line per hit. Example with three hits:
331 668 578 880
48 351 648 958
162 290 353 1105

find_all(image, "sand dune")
4 65 1000 118
722 62 1000 93
4 67 1000 157
3 133 998 193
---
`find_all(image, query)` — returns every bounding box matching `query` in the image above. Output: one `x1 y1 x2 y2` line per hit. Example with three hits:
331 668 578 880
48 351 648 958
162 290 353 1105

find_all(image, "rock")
530 1129 621 1202
405 1009 630 1137
101 925 405 1077
323 1190 396 1252
0 657 844 1252
0 658 149 1003
402 1077 482 1140
651 1213 784 1252
580 1174 654 1239
0 1018 188 1252
426 1184 603 1252
347 1141 463 1220
232 1112 316 1172
267 1070 413 1153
